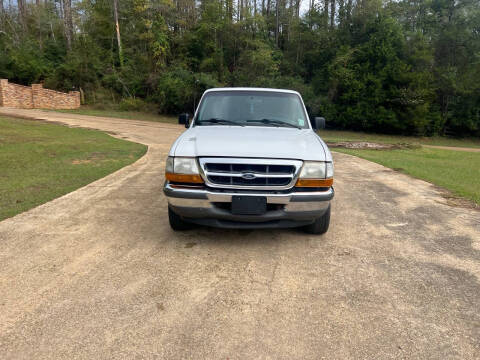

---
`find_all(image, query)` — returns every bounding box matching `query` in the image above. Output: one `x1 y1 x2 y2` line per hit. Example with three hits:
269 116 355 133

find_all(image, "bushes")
323 17 440 135
118 98 148 111
154 68 220 114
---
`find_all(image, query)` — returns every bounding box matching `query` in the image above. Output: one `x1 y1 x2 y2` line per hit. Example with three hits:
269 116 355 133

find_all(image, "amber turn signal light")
165 173 204 184
296 178 333 187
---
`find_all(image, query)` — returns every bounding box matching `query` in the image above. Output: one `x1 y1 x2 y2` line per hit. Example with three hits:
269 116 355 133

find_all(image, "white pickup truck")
163 88 334 234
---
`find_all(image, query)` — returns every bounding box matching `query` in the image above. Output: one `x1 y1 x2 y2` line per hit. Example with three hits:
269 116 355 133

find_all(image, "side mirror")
178 113 190 128
311 116 326 130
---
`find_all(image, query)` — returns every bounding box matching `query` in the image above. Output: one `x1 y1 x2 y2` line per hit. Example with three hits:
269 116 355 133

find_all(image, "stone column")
0 79 8 107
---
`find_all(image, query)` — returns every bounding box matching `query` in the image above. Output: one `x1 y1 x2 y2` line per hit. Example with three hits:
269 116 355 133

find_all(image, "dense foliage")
0 0 479 136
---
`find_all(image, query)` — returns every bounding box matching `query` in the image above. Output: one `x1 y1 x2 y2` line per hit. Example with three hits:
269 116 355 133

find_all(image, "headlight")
165 156 203 184
299 161 333 179
172 157 199 174
296 161 334 188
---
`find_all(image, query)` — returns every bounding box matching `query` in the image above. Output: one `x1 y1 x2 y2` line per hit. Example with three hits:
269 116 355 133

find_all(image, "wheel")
168 206 194 231
303 204 331 235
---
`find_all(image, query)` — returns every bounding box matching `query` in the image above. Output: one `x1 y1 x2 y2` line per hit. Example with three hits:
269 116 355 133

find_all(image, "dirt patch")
72 152 107 165
72 159 92 165
327 141 418 150
436 188 480 211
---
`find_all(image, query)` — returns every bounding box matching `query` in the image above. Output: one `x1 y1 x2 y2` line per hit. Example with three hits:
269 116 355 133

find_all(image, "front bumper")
163 183 334 229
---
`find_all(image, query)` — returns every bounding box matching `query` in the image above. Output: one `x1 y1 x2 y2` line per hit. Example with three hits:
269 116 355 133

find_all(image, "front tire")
303 204 331 235
168 206 194 231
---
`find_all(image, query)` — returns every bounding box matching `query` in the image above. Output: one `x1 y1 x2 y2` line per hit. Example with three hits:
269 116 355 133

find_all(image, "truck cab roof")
203 87 301 96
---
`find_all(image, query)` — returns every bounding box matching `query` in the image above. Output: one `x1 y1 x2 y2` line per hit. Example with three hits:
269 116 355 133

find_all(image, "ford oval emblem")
241 172 256 180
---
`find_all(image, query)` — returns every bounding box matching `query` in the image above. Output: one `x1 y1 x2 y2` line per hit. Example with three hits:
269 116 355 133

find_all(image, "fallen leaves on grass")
327 141 419 150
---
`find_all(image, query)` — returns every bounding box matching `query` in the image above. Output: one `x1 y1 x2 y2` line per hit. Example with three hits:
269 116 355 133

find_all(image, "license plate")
231 196 267 215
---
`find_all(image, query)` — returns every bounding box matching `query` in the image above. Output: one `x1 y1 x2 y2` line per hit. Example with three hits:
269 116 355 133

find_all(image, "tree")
275 0 279 46
0 0 478 136
324 0 328 28
113 0 123 67
18 0 27 28
63 0 73 50
0 0 4 32
330 0 334 27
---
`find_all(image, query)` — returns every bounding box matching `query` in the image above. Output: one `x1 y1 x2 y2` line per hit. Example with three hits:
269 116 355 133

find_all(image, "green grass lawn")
53 107 177 124
334 147 480 206
0 116 147 221
318 129 480 148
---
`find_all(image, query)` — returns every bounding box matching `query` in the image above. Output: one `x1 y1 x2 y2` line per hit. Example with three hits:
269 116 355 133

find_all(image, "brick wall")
32 84 81 110
0 79 34 108
0 79 80 110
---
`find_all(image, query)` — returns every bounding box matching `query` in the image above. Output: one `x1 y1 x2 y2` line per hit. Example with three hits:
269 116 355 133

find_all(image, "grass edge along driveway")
0 116 147 221
333 147 480 207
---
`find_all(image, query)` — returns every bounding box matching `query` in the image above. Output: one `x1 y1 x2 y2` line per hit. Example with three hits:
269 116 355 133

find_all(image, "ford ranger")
163 88 334 234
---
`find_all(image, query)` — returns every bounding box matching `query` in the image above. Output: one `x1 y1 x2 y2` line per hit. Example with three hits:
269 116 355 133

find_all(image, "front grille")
199 158 303 190
208 174 291 186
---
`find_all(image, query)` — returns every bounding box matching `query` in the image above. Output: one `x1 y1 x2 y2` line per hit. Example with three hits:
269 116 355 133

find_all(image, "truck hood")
171 126 331 161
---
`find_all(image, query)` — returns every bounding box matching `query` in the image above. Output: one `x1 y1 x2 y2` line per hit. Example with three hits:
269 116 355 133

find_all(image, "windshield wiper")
197 118 244 126
246 118 301 129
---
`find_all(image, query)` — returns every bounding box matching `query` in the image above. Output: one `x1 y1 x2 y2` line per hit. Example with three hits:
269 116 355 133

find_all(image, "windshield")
194 91 309 129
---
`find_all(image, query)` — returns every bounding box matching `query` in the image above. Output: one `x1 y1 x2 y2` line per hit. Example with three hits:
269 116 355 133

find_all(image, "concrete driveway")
0 109 479 359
